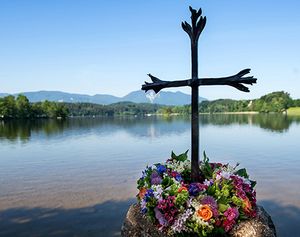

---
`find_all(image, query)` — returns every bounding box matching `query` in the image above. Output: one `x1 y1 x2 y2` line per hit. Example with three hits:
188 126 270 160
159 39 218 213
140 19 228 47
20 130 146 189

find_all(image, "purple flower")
236 189 246 199
201 196 217 207
150 171 162 185
243 183 252 193
188 183 205 196
224 207 239 221
157 196 178 225
154 207 167 226
201 196 219 217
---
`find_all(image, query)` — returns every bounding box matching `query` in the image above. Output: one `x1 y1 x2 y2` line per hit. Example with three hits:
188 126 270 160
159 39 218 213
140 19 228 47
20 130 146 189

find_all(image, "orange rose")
197 205 213 221
244 197 252 212
138 188 147 199
178 186 188 193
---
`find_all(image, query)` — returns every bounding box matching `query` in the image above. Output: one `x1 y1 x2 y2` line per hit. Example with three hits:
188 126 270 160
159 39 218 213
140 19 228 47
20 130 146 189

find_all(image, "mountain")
0 90 206 106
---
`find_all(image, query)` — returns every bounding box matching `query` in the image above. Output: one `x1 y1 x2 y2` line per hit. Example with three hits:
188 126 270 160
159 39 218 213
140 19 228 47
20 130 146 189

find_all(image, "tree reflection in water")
1 114 300 142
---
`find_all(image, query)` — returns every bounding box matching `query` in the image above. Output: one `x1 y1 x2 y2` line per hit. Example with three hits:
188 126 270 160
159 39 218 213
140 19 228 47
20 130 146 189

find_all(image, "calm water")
0 114 300 237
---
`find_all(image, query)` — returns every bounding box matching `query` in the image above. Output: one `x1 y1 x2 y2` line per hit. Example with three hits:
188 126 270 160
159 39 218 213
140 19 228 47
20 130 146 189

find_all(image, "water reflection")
1 114 300 142
1 114 299 237
200 114 300 132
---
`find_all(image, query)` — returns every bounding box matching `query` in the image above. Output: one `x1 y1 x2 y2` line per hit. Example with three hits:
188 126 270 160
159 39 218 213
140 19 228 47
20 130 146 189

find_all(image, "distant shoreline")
201 111 259 115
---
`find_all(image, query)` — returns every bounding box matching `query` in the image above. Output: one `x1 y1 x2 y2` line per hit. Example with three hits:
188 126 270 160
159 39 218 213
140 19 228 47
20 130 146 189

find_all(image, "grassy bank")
287 107 300 116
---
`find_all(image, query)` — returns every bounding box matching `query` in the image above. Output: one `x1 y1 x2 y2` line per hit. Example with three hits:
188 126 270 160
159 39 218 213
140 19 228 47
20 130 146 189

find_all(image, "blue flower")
141 208 147 214
188 183 205 196
175 174 183 182
157 165 167 174
145 189 154 201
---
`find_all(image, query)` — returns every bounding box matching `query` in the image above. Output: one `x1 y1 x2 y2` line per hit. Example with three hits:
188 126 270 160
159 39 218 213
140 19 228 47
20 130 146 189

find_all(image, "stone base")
121 204 276 237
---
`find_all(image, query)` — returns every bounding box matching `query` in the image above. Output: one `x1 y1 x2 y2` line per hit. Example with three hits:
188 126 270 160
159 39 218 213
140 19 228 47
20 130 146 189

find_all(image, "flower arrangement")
137 151 257 236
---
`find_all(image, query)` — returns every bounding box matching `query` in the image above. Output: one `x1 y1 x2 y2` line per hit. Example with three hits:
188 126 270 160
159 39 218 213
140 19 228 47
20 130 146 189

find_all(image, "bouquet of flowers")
137 151 257 236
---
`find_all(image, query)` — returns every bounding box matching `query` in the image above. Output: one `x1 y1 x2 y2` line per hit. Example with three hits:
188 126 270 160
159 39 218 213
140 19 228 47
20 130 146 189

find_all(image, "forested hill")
158 91 300 114
1 91 300 119
64 102 163 117
0 94 163 119
0 90 206 106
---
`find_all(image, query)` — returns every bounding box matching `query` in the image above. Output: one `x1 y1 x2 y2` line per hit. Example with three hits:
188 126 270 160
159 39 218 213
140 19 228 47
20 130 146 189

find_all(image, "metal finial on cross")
141 7 257 182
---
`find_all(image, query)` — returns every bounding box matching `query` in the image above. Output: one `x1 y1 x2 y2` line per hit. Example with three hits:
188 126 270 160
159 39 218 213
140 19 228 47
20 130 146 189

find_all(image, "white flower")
171 209 193 233
140 199 147 210
204 179 212 186
241 176 251 185
220 171 231 179
153 185 164 201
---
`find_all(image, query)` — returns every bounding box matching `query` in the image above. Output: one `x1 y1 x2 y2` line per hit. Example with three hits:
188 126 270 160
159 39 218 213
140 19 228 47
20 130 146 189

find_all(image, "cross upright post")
187 7 206 182
142 7 257 182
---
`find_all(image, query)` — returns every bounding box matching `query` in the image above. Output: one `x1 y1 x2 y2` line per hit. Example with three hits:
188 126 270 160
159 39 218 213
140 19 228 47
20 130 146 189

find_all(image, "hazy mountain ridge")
0 90 206 106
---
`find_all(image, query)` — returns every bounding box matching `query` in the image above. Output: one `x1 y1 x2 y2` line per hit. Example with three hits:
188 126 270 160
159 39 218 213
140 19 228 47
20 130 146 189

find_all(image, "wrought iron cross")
141 7 257 182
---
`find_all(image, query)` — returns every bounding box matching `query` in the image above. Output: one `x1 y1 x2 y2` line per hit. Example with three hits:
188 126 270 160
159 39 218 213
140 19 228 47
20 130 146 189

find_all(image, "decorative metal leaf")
147 74 162 83
181 21 192 36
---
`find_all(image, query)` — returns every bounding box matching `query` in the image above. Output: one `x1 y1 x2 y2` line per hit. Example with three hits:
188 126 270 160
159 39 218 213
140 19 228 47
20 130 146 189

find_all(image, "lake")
0 114 300 237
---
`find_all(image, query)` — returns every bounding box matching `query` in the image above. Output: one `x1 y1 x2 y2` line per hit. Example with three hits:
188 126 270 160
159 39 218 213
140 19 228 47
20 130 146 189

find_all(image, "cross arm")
142 74 191 93
142 69 257 93
199 69 257 92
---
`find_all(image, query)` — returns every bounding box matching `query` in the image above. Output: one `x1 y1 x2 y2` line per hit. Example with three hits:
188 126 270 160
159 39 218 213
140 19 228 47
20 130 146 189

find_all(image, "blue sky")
0 0 300 100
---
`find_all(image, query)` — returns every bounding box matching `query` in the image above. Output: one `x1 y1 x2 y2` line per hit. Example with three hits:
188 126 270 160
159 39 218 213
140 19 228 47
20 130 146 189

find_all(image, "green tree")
16 94 31 118
0 95 17 118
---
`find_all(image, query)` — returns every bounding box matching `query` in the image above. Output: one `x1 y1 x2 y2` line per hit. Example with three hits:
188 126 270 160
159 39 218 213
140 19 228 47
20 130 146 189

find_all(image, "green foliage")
0 95 17 118
161 176 174 189
201 151 213 178
234 168 249 179
1 91 298 119
0 95 68 119
171 150 189 162
253 91 293 113
175 190 189 207
64 101 163 117
158 91 296 115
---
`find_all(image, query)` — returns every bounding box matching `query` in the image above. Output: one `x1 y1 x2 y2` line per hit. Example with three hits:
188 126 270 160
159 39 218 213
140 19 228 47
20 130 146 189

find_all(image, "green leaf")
207 185 216 196
218 203 229 213
201 151 213 178
161 176 174 188
171 150 188 162
235 168 249 178
203 151 209 163
250 180 257 188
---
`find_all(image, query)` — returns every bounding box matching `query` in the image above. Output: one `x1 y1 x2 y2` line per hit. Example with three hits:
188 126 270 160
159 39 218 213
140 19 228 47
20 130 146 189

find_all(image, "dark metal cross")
141 7 257 182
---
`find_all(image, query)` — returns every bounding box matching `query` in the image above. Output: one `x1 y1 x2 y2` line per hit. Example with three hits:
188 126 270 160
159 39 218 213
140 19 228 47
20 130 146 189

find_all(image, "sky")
0 0 300 100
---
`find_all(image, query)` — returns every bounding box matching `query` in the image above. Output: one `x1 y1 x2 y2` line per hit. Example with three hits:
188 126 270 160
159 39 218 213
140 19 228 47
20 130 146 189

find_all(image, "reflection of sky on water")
0 114 299 236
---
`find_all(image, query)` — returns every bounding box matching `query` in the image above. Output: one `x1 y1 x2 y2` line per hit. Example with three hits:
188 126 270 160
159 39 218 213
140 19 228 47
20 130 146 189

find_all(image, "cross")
141 7 257 182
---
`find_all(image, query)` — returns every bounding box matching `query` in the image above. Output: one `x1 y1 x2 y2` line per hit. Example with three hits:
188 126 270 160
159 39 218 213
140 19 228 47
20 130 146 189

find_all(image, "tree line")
64 102 163 117
0 95 163 119
158 91 299 115
0 95 68 119
1 91 299 119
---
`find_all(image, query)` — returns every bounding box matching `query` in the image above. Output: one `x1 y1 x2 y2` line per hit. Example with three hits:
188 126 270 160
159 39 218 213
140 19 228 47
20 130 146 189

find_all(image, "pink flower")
157 196 178 225
223 219 236 232
224 207 239 221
